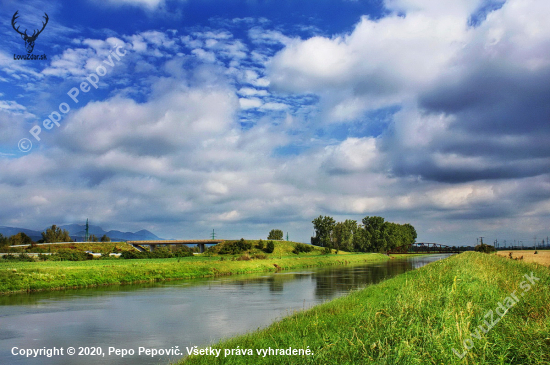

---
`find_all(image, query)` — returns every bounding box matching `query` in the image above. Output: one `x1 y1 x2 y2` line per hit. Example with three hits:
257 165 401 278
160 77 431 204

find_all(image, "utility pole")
85 218 89 242
211 229 216 240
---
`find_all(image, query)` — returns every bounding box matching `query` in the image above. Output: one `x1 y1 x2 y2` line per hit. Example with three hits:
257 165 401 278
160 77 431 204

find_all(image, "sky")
0 0 549 246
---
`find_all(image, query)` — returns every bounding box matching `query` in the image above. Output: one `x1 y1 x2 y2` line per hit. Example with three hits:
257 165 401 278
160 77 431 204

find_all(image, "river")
0 254 451 365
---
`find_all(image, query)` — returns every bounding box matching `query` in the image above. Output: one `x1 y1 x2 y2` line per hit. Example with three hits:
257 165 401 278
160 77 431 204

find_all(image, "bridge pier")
149 244 156 252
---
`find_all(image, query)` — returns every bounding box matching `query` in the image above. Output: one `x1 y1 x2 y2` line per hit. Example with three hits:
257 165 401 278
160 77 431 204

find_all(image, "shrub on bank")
219 239 253 255
474 243 496 253
293 243 314 254
264 241 275 253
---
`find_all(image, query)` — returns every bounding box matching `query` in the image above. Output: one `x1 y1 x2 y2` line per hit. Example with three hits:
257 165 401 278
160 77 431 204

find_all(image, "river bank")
0 243 391 294
179 252 550 364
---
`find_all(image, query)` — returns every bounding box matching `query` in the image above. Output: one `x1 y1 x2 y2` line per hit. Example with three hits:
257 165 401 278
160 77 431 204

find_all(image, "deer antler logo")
12 10 49 54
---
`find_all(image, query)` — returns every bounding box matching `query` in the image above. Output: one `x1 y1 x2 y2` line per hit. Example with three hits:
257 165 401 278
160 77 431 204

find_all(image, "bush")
236 253 251 261
257 239 265 250
293 243 314 254
174 247 193 257
264 241 275 254
474 243 496 253
149 247 174 259
121 250 146 259
252 253 268 260
50 249 88 261
2 253 35 262
219 239 252 255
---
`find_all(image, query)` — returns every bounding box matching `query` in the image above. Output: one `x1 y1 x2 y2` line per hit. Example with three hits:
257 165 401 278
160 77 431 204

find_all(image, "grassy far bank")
178 252 550 365
0 241 389 295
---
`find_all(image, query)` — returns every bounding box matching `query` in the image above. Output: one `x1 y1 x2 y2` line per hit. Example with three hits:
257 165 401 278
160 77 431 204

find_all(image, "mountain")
0 226 42 241
0 224 164 242
58 224 164 241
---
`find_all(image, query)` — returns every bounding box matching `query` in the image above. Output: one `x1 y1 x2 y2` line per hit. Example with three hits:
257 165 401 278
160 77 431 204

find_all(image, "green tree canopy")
311 215 336 248
333 220 357 252
41 225 73 243
311 215 417 253
100 234 111 242
268 229 284 240
0 233 9 247
265 240 275 253
9 232 34 246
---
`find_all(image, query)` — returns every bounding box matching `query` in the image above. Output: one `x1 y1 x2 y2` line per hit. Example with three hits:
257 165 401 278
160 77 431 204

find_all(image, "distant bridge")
127 239 224 253
387 242 460 254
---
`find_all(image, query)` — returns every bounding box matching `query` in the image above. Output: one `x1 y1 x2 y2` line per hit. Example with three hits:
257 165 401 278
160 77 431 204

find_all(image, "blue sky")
1 0 549 246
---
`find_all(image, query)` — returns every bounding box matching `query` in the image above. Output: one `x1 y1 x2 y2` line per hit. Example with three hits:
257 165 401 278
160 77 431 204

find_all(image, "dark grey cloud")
420 64 550 136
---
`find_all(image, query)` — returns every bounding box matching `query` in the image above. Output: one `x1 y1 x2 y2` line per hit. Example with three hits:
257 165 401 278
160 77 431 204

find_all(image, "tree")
41 225 73 243
9 232 33 246
0 233 9 247
475 242 496 253
268 229 284 240
89 234 98 242
333 220 357 252
352 226 368 252
100 234 111 242
362 216 388 252
311 214 417 254
265 240 275 253
311 215 336 248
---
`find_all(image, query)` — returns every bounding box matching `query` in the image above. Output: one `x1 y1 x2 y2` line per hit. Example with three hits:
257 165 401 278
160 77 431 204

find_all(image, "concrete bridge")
127 239 224 253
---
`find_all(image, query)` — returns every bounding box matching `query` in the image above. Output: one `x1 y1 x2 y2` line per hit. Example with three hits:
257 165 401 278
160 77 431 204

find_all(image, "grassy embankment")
0 241 389 295
179 252 550 365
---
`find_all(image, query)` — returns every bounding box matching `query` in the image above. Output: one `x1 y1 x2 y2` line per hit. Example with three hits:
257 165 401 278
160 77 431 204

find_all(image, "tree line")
311 215 417 253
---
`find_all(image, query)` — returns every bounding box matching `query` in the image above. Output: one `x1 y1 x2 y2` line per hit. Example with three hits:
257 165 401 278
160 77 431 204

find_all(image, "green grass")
0 241 388 294
177 252 550 365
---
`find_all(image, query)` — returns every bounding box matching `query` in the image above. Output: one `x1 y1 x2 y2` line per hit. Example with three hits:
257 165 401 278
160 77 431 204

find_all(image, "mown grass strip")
178 252 550 365
0 252 388 295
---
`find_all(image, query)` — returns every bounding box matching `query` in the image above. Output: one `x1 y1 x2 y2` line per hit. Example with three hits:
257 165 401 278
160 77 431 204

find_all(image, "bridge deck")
127 239 225 253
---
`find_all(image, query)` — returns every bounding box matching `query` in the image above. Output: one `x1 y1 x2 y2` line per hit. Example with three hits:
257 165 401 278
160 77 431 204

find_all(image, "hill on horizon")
0 224 164 242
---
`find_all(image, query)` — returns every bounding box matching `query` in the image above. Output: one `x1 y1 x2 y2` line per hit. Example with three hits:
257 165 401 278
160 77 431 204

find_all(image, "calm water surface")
0 254 451 365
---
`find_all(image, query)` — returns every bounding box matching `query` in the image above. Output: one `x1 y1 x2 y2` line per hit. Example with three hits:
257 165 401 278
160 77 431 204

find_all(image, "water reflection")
0 254 451 365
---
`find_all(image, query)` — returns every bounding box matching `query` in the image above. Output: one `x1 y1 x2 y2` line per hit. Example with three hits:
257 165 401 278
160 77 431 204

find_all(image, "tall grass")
178 252 550 365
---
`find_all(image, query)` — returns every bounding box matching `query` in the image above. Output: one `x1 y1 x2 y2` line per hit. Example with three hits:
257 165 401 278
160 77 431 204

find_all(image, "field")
0 241 388 294
178 252 550 365
496 250 550 267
